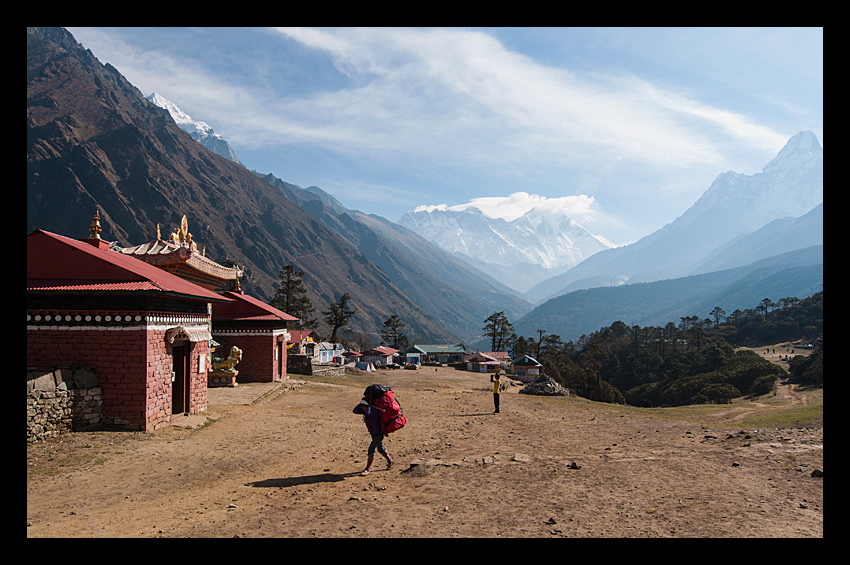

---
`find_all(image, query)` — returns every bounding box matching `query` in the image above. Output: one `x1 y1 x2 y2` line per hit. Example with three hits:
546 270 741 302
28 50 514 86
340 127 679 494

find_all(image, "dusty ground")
27 349 822 538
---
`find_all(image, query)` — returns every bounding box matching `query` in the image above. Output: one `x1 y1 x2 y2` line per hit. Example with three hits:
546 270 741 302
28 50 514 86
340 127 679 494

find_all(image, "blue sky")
67 27 822 245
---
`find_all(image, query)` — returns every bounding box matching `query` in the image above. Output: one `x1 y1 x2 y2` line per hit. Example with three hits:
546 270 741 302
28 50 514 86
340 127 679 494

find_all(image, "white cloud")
66 26 812 243
416 191 609 224
76 27 789 173
268 28 788 173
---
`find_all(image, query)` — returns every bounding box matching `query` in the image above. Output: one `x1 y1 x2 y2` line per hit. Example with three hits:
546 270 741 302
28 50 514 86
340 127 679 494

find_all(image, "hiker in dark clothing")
353 398 393 475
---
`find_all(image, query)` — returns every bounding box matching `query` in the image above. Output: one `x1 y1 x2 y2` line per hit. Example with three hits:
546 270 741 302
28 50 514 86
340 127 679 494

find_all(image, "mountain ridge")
509 245 823 345
257 173 534 342
526 130 823 303
27 26 456 344
398 204 613 293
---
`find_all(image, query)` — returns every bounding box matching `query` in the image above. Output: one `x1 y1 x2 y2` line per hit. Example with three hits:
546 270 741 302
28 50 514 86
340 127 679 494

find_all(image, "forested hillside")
508 291 823 407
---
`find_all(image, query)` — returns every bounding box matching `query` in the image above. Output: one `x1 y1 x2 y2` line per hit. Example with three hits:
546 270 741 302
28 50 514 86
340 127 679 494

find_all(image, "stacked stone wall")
27 327 149 428
288 355 312 375
312 365 345 377
27 368 102 441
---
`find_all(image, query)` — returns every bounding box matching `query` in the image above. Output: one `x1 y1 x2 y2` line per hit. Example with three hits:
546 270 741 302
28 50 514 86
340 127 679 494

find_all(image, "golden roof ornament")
88 209 102 240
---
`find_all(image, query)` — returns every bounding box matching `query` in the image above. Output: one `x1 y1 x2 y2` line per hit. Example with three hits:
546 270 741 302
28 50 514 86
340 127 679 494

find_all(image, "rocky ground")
27 359 822 538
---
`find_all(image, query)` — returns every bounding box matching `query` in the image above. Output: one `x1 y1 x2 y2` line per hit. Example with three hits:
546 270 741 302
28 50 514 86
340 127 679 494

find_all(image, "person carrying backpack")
353 396 393 476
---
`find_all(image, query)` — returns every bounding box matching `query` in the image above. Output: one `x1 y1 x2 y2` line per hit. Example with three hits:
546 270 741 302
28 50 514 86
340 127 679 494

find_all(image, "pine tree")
270 265 316 330
381 315 408 349
483 311 514 352
322 293 357 343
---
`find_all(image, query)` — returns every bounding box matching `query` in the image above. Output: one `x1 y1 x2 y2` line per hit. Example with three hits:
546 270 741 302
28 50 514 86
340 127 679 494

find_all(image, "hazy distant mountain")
27 26 456 343
511 245 823 343
527 131 823 303
258 173 533 342
397 205 614 293
146 92 243 166
690 203 823 275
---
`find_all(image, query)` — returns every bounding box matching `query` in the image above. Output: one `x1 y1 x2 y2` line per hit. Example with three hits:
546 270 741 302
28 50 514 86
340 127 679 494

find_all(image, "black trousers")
493 393 500 413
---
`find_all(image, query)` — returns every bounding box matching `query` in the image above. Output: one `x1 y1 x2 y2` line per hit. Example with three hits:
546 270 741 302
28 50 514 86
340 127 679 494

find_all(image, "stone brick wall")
311 365 346 377
27 326 149 428
27 313 210 432
27 367 102 441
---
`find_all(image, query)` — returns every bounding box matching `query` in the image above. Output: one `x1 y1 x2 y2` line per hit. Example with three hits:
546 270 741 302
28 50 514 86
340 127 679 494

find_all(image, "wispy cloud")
271 27 786 170
66 26 815 243
75 26 789 172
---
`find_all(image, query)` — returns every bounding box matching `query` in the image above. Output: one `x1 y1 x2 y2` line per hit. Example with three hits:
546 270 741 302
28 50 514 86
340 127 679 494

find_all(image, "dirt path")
27 367 822 538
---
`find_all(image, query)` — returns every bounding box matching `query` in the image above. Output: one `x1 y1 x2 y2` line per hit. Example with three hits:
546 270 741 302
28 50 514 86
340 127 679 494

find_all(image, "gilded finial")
89 209 102 240
156 223 162 241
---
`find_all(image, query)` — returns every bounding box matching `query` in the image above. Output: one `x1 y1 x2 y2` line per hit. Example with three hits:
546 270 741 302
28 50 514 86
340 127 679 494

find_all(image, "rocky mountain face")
26 26 456 343
526 131 824 303
259 173 534 341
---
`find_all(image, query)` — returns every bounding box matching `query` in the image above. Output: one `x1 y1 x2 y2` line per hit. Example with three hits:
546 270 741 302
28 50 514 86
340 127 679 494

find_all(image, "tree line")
269 264 411 351
481 291 823 407
268 263 822 406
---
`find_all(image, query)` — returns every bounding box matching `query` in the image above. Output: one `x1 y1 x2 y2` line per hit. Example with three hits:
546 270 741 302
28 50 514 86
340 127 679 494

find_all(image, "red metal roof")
212 291 299 322
26 279 164 292
27 230 229 303
286 329 313 343
362 346 399 356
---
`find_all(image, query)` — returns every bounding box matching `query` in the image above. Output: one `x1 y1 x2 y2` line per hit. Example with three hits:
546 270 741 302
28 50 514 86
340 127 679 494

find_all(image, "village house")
361 346 399 366
315 342 346 364
401 344 467 365
286 329 314 355
511 355 543 382
464 351 502 373
482 351 510 369
27 227 230 432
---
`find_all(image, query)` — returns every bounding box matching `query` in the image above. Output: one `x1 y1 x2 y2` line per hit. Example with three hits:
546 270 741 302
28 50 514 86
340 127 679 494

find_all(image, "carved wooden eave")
165 325 213 344
117 216 243 291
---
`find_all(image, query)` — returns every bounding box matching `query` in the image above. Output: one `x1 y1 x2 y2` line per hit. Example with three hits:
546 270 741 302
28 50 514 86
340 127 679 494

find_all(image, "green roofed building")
511 355 543 381
401 344 467 365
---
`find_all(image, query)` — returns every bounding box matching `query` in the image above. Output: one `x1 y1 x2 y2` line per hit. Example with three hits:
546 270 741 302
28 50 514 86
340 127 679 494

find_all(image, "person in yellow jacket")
490 372 501 413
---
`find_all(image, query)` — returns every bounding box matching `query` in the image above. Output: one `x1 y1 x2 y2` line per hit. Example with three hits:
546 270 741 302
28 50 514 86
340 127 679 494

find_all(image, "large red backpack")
364 384 407 434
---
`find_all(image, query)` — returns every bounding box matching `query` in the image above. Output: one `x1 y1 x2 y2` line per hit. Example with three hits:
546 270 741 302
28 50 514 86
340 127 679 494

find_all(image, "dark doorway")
172 344 191 415
278 339 284 380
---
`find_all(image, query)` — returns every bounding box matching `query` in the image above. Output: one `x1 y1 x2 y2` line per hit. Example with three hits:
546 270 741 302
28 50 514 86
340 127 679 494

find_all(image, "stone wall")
27 367 102 441
288 355 313 375
311 365 346 377
286 355 346 377
27 316 210 431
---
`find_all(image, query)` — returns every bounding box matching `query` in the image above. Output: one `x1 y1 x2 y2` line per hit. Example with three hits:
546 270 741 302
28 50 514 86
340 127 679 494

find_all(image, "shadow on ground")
247 472 361 488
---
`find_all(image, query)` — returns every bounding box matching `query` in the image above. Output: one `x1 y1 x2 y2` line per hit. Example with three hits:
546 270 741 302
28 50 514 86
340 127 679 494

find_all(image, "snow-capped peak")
763 130 823 173
146 92 242 165
398 205 613 271
146 92 222 141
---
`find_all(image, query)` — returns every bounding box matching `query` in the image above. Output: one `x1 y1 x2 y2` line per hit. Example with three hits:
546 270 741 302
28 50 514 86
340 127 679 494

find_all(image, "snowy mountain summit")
146 93 242 165
397 205 614 273
675 130 823 234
